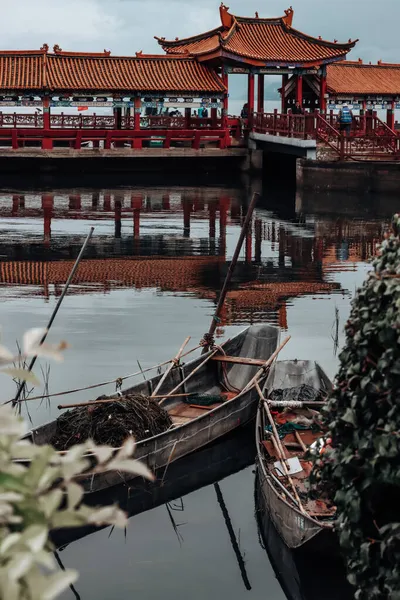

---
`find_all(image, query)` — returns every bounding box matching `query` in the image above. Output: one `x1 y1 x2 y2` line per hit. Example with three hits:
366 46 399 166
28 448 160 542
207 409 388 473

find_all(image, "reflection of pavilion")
0 191 382 328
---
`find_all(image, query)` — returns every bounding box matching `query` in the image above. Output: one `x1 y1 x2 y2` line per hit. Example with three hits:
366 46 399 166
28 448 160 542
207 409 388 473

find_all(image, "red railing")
0 113 223 131
253 111 317 140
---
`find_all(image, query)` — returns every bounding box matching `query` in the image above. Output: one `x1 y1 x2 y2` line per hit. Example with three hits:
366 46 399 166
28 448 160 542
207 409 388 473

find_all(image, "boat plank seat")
168 401 222 422
211 355 267 366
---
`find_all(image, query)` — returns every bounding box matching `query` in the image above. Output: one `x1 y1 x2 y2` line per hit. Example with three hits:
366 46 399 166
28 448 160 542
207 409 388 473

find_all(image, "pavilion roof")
327 60 400 96
156 4 357 67
0 47 225 95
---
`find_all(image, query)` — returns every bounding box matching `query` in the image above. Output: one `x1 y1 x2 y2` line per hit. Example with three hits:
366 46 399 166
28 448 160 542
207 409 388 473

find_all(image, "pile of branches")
51 394 172 451
311 215 400 599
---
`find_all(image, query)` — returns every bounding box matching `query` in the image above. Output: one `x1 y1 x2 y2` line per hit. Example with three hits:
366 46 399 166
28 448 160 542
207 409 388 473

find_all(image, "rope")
5 344 202 406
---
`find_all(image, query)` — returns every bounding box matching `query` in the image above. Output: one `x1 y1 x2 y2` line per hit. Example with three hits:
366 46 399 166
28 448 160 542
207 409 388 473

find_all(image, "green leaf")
0 473 29 494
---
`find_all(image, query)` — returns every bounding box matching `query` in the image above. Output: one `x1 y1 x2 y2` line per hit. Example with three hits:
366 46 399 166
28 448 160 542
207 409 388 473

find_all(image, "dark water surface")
0 182 392 599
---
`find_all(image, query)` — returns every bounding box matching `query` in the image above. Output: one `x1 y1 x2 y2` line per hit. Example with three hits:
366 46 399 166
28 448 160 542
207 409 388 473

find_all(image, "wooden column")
319 71 327 114
257 74 265 114
222 70 229 128
184 107 191 129
104 194 112 212
183 197 191 237
69 194 81 211
255 219 262 263
42 194 54 243
114 198 122 238
134 96 141 130
296 75 303 106
245 228 252 263
219 196 229 257
162 194 170 210
387 100 395 130
281 74 289 113
42 95 52 150
248 73 255 126
12 195 19 216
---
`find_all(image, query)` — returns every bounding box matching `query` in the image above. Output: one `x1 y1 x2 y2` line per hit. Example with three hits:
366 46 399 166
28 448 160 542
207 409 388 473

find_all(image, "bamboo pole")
58 393 196 410
151 337 190 397
12 227 95 408
294 430 307 453
203 192 259 352
256 381 306 515
241 336 291 393
6 343 204 406
268 400 325 408
159 347 221 406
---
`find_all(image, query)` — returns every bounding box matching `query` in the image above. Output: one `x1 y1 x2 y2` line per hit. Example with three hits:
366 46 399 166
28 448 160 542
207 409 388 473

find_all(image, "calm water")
0 182 393 599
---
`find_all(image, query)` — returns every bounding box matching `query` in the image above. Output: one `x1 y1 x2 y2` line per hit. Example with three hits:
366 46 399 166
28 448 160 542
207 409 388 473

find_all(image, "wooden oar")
202 191 259 352
58 393 196 410
241 336 291 394
151 336 191 397
256 381 306 515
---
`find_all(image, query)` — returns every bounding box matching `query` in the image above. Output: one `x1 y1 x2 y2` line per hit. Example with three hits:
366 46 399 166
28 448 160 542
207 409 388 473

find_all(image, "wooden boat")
254 474 354 600
256 360 338 555
27 324 279 494
52 422 256 549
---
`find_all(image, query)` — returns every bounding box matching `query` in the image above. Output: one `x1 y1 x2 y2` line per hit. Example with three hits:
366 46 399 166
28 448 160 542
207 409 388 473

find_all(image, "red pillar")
296 75 303 106
162 194 170 210
183 197 191 237
131 194 142 242
387 100 395 131
257 74 265 114
134 96 141 130
104 194 112 211
69 194 81 211
42 95 52 150
12 195 19 216
245 229 252 263
222 70 229 128
42 194 54 244
255 219 262 263
219 196 229 257
281 74 289 113
319 73 327 114
209 202 216 239
184 107 191 129
248 73 255 126
92 192 99 208
114 198 122 238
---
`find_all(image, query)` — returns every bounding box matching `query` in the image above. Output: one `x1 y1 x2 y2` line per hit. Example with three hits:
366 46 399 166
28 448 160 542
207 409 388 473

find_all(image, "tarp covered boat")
256 360 338 554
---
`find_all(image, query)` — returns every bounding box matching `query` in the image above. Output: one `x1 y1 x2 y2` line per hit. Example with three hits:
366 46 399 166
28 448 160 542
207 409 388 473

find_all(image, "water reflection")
0 183 391 600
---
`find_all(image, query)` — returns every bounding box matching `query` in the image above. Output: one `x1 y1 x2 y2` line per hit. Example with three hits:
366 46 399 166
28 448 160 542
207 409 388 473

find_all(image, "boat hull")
28 324 279 494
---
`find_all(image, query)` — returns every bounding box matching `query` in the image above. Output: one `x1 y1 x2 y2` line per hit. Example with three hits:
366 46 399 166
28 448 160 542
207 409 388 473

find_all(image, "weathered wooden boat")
254 474 354 600
27 324 279 494
52 422 256 549
256 360 338 555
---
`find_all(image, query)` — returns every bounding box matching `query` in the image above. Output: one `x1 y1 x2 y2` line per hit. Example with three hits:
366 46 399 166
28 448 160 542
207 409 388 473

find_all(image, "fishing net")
51 394 172 451
270 384 326 404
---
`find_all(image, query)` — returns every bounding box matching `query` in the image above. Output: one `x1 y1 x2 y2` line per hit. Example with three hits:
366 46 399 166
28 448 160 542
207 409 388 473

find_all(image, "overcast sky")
2 0 399 62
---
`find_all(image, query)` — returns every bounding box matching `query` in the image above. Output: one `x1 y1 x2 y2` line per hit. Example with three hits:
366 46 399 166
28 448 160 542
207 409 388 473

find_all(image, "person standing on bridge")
292 101 304 115
338 104 353 137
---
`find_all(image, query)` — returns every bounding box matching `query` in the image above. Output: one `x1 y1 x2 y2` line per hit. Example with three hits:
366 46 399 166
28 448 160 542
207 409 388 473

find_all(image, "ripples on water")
0 184 391 599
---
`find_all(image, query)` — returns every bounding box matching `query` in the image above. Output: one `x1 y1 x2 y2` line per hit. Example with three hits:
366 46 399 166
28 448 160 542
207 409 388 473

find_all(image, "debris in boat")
270 383 327 404
182 393 231 407
50 393 173 451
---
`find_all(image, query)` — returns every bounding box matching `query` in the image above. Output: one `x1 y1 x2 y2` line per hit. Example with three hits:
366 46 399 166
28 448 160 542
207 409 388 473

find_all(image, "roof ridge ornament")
220 2 234 29
282 6 294 27
53 44 62 54
40 43 49 53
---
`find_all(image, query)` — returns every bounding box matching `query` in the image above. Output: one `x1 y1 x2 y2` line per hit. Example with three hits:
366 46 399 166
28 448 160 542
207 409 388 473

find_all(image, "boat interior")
259 360 336 520
29 324 279 444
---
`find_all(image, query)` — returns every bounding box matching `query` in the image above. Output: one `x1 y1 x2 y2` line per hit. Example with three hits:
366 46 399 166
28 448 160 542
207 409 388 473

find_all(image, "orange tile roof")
0 48 225 94
157 5 357 66
327 60 400 96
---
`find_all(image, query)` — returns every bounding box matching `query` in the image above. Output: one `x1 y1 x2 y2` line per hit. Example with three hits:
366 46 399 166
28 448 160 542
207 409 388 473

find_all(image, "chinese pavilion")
156 3 357 116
